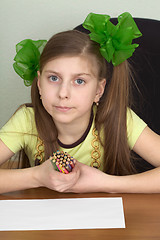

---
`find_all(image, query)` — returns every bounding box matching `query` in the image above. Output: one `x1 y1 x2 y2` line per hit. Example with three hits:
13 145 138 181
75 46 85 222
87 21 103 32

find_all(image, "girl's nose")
58 82 70 99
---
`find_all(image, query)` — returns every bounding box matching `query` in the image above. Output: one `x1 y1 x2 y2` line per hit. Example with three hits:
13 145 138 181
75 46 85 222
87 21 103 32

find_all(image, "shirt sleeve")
127 109 147 149
0 106 35 154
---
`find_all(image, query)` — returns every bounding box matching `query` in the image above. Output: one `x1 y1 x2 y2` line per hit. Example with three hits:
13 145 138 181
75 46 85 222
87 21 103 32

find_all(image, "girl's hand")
33 159 80 192
65 161 108 193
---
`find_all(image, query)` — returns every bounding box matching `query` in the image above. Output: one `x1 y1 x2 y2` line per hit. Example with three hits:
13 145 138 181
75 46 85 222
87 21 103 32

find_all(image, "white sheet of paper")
0 197 125 231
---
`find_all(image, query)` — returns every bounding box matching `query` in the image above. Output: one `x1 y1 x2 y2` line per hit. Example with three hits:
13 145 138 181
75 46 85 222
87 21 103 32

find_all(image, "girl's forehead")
43 55 99 76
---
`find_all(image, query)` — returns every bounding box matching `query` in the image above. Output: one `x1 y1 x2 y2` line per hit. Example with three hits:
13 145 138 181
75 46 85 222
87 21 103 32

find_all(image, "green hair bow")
83 12 142 66
13 39 47 86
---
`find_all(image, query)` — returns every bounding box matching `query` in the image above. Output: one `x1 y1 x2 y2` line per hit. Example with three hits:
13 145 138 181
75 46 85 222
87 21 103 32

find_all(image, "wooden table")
0 187 160 240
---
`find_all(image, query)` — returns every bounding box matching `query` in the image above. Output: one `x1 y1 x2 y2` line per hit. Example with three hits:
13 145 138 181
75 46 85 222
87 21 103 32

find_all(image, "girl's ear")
37 71 42 95
95 78 106 103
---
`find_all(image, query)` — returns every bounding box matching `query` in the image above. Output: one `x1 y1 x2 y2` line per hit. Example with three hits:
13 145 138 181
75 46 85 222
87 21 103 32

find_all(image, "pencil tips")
50 150 75 174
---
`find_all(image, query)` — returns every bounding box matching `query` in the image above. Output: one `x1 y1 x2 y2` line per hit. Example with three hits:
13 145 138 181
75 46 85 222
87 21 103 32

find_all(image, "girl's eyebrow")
44 70 92 77
75 73 92 77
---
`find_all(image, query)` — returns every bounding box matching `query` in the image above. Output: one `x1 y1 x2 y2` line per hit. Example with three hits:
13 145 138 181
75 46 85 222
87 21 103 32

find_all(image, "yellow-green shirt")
0 106 147 169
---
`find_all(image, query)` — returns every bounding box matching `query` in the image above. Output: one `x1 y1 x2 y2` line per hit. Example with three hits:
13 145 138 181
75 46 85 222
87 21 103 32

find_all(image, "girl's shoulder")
13 104 35 121
0 104 37 156
0 104 36 134
127 108 147 127
127 108 147 149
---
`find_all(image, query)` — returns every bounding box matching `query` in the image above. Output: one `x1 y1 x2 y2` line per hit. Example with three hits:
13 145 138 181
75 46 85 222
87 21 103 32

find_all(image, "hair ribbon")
83 12 142 66
13 39 47 86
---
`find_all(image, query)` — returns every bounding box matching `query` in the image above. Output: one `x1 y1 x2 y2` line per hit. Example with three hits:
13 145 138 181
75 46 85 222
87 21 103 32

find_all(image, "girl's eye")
75 79 85 85
49 75 59 82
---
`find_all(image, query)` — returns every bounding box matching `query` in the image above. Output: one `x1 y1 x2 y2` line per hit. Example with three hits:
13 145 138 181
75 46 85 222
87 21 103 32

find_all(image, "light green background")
0 0 160 128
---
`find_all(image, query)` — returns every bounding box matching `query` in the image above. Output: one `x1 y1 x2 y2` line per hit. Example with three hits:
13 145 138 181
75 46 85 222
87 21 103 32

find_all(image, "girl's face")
37 56 106 128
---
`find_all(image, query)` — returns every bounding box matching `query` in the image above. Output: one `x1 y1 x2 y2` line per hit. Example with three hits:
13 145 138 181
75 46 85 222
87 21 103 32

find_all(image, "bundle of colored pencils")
49 150 76 174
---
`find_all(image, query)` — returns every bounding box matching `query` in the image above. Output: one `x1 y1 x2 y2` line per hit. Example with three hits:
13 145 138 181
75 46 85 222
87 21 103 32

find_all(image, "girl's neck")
56 111 93 145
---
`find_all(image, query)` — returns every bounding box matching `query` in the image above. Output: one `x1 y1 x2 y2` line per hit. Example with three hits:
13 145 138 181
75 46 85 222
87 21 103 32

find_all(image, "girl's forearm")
104 167 160 193
0 167 40 194
1 164 160 194
66 163 160 194
0 160 81 194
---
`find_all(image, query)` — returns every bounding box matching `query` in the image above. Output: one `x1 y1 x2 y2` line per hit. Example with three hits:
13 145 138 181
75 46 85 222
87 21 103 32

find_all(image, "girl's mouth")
55 106 72 112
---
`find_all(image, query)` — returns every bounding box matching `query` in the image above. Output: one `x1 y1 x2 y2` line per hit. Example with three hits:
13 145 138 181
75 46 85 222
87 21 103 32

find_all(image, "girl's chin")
52 116 74 125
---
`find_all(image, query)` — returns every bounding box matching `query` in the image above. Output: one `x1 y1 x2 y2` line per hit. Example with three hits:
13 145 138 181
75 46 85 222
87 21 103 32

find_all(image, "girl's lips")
55 106 71 112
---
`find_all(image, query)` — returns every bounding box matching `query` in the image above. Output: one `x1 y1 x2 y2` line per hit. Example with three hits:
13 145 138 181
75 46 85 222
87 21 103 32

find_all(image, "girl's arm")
132 126 160 167
66 161 160 193
0 140 15 165
66 126 160 193
0 139 39 193
110 126 160 193
0 139 80 194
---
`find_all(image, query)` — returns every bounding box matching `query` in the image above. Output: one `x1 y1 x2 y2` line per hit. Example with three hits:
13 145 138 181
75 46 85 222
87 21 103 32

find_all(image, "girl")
0 12 160 194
